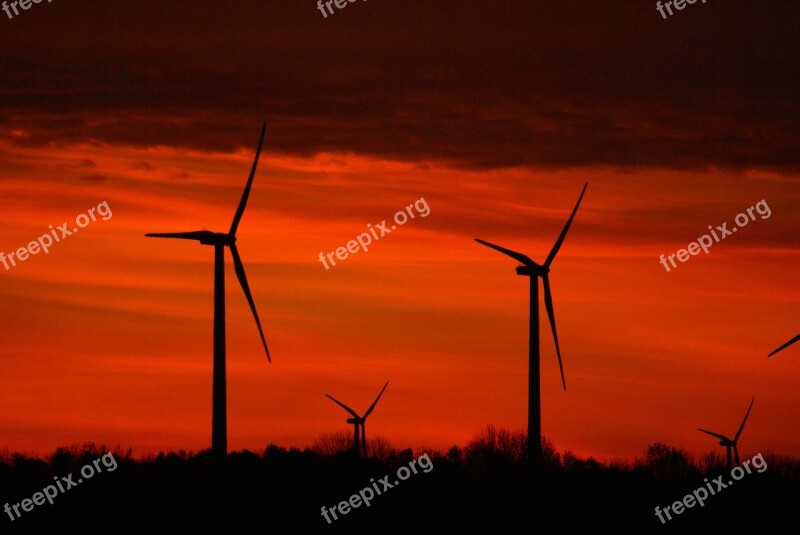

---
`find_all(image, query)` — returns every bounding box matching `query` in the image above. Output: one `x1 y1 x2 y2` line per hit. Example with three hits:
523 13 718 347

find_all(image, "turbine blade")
229 243 270 362
734 397 755 441
698 428 730 442
325 394 359 419
230 121 266 236
768 333 800 357
543 274 566 391
544 182 588 268
474 239 536 266
363 381 389 418
145 231 211 241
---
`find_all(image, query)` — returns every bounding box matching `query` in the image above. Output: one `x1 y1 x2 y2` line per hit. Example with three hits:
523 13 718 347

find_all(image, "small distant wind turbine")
699 397 755 469
146 122 270 459
475 182 587 464
768 334 800 357
325 381 389 457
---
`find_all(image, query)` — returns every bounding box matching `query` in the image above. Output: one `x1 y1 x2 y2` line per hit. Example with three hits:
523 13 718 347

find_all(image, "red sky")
0 0 798 462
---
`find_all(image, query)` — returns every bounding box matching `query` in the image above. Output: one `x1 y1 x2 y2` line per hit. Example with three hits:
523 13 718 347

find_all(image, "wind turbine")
475 182 587 465
768 334 800 357
146 122 270 459
325 381 389 457
699 397 755 469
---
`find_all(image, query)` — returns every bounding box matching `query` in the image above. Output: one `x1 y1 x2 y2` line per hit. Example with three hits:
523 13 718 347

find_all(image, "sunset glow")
1 1 798 465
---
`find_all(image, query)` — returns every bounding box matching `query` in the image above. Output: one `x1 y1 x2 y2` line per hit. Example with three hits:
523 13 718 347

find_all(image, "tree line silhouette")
1 427 797 533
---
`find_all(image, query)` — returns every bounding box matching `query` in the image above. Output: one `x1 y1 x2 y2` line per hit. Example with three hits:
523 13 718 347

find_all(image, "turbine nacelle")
515 264 548 277
202 232 235 246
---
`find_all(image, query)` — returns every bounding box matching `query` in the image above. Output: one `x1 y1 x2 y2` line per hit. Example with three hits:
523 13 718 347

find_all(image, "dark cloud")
0 0 798 170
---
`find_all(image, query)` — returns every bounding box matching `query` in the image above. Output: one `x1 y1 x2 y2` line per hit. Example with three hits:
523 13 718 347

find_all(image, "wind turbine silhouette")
146 122 270 459
325 381 389 457
699 397 755 469
475 182 587 465
768 334 800 357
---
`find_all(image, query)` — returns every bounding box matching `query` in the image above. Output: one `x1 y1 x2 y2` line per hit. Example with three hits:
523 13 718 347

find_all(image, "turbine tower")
475 182 587 465
325 381 389 457
699 397 755 469
146 122 270 459
768 334 800 357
